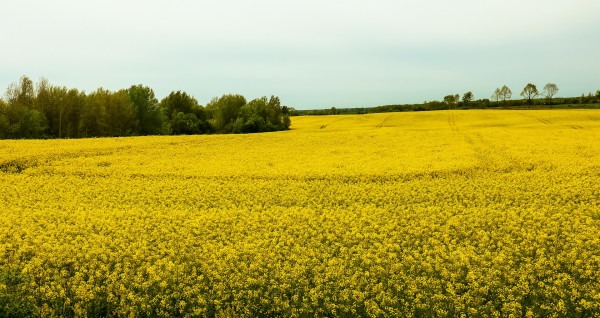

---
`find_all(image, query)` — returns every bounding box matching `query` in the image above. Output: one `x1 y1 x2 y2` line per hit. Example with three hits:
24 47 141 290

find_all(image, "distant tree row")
293 83 600 116
366 84 600 114
0 76 290 139
490 83 560 108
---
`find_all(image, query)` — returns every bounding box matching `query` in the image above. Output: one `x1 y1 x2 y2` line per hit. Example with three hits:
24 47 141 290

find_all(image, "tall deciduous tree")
5 76 35 108
160 91 210 135
127 84 164 135
491 88 501 106
520 83 539 108
500 85 512 105
207 94 247 132
1 76 47 139
462 92 473 105
443 94 459 109
65 88 86 138
106 89 135 136
81 88 109 137
160 91 199 120
543 83 559 106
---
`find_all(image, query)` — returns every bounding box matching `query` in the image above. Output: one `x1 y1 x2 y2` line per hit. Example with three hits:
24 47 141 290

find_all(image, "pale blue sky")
1 0 599 109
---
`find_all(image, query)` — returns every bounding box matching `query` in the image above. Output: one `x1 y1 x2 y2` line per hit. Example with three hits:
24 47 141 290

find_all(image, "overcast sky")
1 0 599 109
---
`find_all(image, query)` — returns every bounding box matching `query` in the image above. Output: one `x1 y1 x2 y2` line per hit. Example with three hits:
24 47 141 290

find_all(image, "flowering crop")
1 110 600 317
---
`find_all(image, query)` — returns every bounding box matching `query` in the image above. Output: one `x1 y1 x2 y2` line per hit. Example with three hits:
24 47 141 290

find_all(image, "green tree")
81 88 109 137
1 76 47 139
226 95 289 133
543 83 558 107
42 84 68 138
207 94 247 133
462 92 473 105
5 76 35 108
34 79 86 138
160 91 210 135
127 84 164 135
520 83 539 108
106 90 135 136
443 94 459 109
243 97 268 124
172 112 201 134
160 91 198 120
283 115 291 129
63 88 86 138
0 101 47 139
267 95 283 128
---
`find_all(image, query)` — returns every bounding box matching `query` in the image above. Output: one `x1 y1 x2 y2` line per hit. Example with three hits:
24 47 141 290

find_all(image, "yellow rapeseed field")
1 110 600 317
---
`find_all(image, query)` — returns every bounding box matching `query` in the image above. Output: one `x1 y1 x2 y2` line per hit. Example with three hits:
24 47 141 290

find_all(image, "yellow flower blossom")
0 110 599 317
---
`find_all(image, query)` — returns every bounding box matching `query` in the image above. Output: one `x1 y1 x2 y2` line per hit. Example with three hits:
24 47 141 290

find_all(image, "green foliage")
80 89 107 137
127 84 164 135
107 90 135 136
462 91 473 104
0 99 47 139
160 91 198 120
35 80 86 138
80 88 135 137
207 94 247 132
5 76 35 108
209 94 289 134
0 267 35 317
443 94 459 108
1 75 291 139
171 112 211 135
160 91 211 135
283 115 291 129
0 76 48 139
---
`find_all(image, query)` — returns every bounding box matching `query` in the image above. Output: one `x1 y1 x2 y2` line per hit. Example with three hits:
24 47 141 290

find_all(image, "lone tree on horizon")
543 83 559 107
443 94 460 109
462 91 473 105
521 83 539 108
492 88 501 106
500 85 512 106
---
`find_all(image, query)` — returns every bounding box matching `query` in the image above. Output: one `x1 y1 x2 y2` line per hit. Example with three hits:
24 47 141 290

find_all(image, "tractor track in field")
447 111 523 172
448 112 458 131
520 113 553 125
376 115 392 128
319 118 344 129
520 113 585 130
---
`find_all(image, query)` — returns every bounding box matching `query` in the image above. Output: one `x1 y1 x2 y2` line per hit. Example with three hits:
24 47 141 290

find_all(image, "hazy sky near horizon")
1 0 599 109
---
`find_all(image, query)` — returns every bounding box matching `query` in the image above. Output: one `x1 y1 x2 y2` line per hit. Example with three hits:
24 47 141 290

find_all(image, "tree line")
296 83 600 116
365 84 600 114
0 76 291 139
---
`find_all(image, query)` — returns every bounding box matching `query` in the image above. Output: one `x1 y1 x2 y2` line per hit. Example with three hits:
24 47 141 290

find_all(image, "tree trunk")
59 109 62 138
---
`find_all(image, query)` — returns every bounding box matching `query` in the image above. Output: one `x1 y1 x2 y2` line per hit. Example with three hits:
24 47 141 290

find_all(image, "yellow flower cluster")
1 110 600 317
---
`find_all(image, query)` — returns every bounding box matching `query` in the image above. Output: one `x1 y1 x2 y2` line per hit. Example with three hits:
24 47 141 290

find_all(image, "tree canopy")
0 76 290 139
543 83 559 106
520 83 539 107
500 85 512 105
